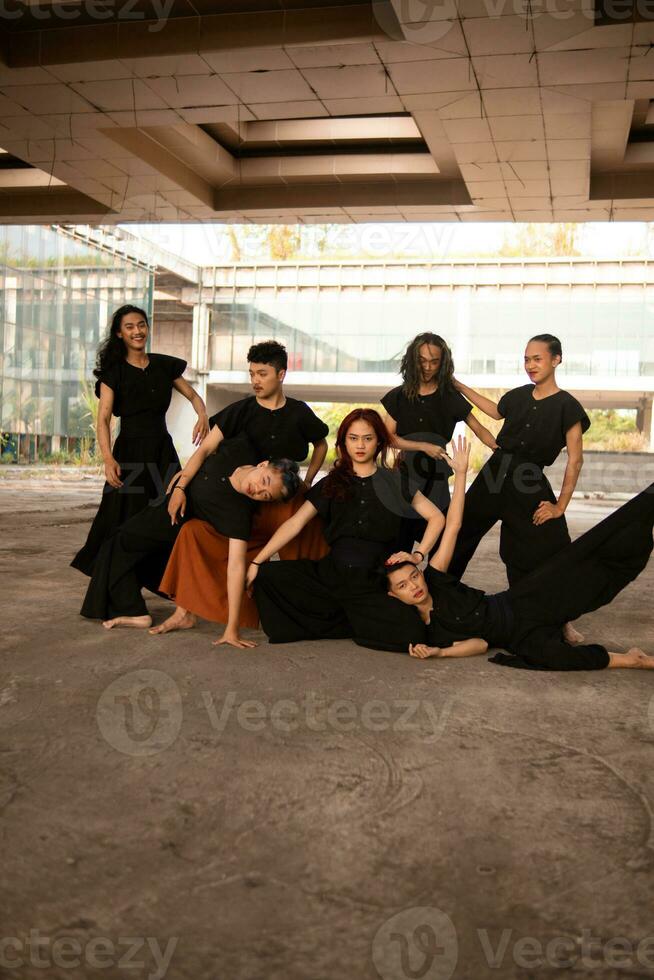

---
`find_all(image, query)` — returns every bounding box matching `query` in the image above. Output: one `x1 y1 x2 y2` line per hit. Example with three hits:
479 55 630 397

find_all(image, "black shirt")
496 385 590 468
422 565 490 647
95 353 187 438
381 385 471 511
306 468 417 565
211 396 328 463
187 435 258 541
381 385 472 443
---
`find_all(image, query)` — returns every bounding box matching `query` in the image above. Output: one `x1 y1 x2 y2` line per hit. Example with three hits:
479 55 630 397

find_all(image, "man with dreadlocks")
381 333 498 554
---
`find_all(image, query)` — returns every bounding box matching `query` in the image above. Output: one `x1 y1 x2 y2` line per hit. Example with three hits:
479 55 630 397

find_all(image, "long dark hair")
269 459 301 500
93 305 150 382
399 333 455 401
322 408 391 501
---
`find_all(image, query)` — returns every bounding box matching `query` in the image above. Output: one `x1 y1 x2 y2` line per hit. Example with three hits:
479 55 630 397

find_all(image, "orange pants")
158 495 328 627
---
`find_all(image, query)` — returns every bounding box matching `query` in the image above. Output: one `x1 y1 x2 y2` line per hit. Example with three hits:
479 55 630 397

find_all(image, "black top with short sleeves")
187 435 258 541
211 396 328 463
423 565 490 648
496 385 590 468
95 353 187 438
306 468 418 565
381 385 472 444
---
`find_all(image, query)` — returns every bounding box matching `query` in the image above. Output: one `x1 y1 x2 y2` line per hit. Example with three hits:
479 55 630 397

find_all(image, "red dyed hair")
322 408 391 500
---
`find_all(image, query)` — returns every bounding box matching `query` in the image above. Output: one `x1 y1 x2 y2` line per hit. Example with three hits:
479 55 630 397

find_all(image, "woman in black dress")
382 333 497 553
379 438 654 672
71 305 209 575
247 408 448 647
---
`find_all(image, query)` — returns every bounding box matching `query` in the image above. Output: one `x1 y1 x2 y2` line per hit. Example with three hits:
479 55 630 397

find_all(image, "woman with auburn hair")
246 407 451 646
381 332 498 554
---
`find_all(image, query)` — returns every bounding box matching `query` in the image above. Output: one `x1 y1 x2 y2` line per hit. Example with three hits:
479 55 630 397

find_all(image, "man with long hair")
382 333 497 553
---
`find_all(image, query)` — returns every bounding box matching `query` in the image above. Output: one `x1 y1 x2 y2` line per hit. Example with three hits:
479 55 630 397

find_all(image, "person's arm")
167 424 224 524
172 376 210 446
452 379 502 421
384 413 447 460
213 538 255 649
533 422 583 526
245 500 318 589
430 436 471 573
97 383 122 488
465 412 499 451
409 638 488 660
302 438 328 490
410 491 447 560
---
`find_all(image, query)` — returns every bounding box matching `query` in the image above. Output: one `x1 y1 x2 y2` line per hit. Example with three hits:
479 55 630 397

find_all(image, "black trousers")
493 482 654 670
80 495 183 620
254 554 427 649
448 450 571 585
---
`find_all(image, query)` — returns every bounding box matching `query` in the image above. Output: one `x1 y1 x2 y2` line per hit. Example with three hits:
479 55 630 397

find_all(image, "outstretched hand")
212 630 257 649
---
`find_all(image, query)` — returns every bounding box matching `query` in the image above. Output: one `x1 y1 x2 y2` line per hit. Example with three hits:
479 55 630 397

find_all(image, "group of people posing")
71 304 654 674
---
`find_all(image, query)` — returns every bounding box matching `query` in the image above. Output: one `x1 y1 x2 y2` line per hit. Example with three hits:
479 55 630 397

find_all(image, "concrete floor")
1 476 654 980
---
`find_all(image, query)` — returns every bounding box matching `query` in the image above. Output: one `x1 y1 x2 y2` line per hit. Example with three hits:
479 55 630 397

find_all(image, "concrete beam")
0 187 112 219
7 4 387 68
213 179 472 212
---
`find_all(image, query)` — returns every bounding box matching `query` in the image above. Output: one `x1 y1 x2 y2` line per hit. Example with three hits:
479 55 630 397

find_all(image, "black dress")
381 385 472 551
212 395 328 463
356 483 654 670
71 353 187 575
448 385 590 585
253 468 426 646
80 435 258 620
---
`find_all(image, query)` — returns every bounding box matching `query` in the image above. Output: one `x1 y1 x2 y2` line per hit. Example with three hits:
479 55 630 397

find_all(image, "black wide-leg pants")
254 554 427 649
493 482 654 670
80 495 182 620
448 450 571 585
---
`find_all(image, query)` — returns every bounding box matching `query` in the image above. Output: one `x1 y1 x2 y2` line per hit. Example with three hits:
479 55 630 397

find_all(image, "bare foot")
563 622 585 645
149 611 197 635
608 647 654 669
102 615 152 630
